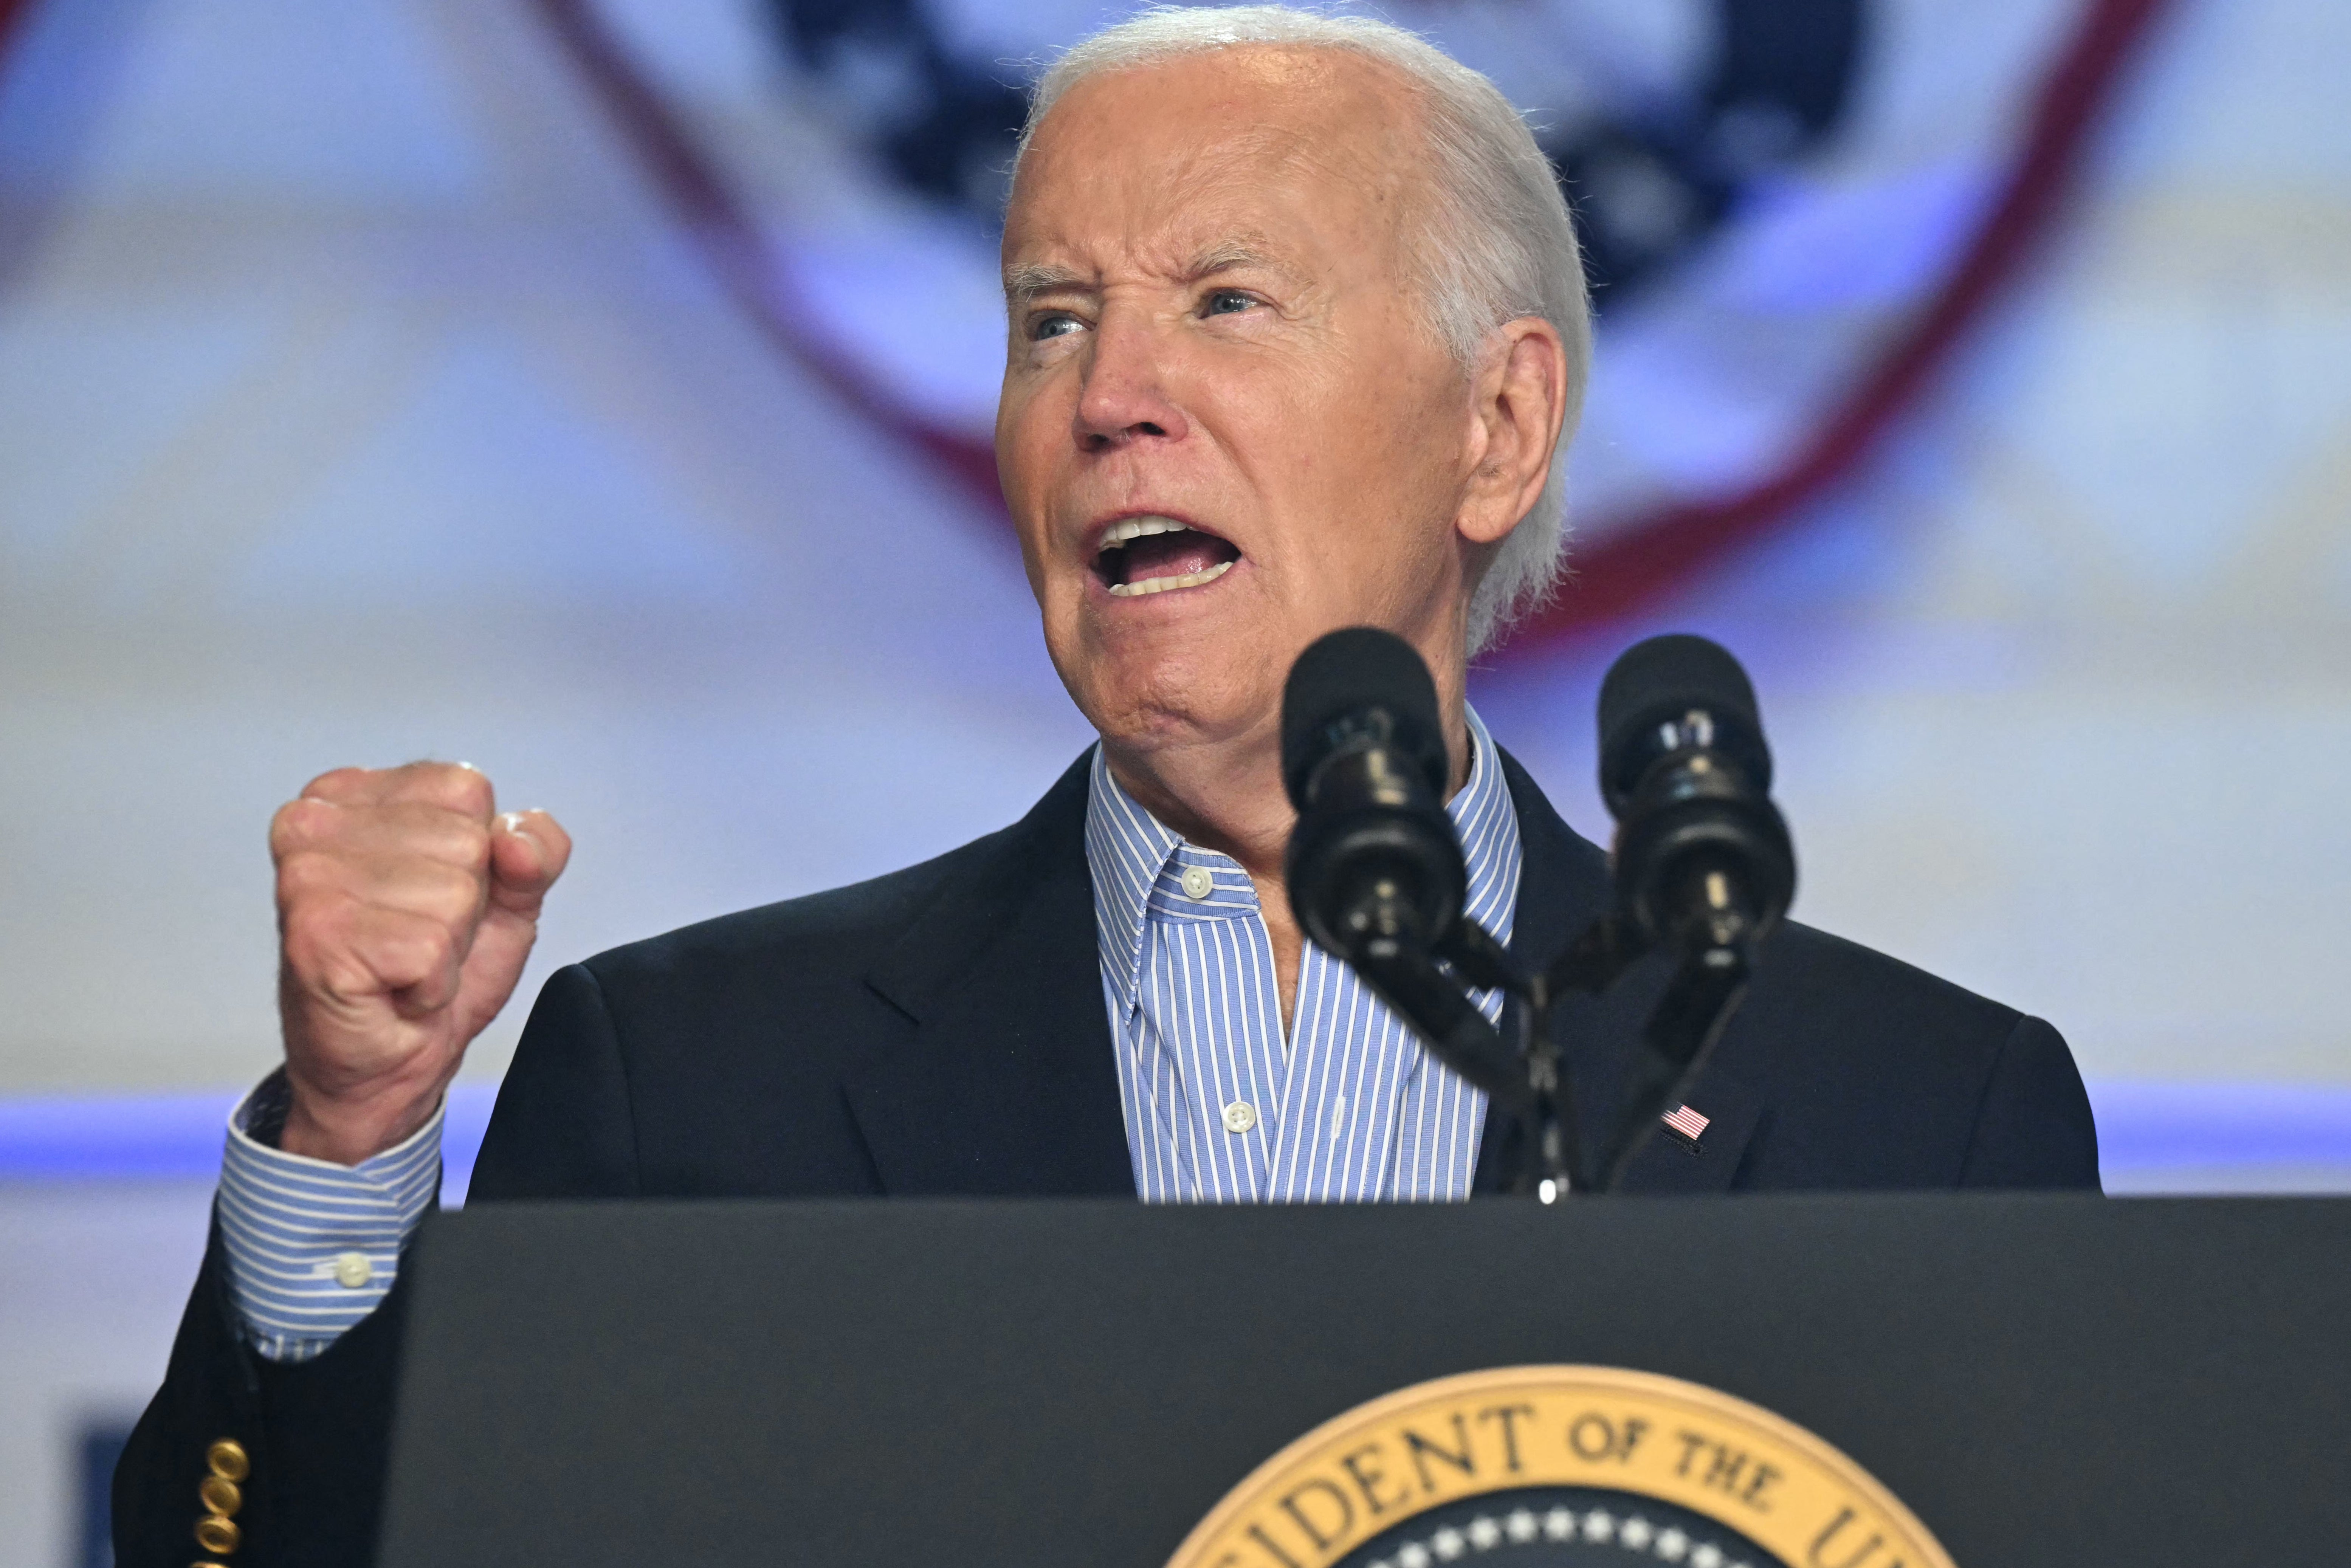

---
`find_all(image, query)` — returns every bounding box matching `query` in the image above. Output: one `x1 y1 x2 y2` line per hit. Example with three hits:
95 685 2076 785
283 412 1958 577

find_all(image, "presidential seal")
1168 1367 1952 1568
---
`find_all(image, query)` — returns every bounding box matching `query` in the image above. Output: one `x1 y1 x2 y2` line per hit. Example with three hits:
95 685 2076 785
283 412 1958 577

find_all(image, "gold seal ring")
1167 1366 1955 1568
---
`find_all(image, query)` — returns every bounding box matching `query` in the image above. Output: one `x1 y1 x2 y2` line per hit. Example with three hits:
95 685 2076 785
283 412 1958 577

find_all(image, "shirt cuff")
216 1078 445 1363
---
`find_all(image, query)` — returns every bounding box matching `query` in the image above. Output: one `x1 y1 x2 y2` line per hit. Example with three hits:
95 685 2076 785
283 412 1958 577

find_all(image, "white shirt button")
1221 1100 1258 1134
1179 865 1215 901
330 1252 374 1289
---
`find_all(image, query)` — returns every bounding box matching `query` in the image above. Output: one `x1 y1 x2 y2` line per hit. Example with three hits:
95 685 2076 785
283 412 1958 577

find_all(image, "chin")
1070 629 1277 753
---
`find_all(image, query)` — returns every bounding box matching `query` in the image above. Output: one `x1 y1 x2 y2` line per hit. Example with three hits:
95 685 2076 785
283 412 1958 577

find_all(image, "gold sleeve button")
193 1515 242 1555
205 1439 250 1482
199 1475 242 1516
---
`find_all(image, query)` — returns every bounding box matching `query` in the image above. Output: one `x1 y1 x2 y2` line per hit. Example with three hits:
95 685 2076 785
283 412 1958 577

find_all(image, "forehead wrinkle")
1001 239 1303 310
1005 202 1303 301
1005 50 1439 306
1120 135 1396 287
1153 105 1428 282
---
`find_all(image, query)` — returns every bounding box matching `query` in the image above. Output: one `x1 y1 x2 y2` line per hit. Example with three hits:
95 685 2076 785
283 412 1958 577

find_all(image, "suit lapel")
1608 1062 1763 1193
1475 750 1761 1195
846 754 1135 1197
839 743 1761 1199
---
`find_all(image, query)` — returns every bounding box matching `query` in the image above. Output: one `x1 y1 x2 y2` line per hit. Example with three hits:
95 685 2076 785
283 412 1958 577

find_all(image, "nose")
1074 309 1190 451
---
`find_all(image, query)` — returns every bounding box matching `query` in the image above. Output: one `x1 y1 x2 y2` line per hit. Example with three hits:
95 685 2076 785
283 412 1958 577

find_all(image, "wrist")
279 1067 451 1166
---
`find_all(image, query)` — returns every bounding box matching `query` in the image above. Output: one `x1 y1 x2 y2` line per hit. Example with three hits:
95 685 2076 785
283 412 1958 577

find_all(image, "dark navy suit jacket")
114 749 2097 1565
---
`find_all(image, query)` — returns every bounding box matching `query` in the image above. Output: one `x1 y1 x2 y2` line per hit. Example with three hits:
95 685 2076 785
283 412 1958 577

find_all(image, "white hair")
1015 5 1593 653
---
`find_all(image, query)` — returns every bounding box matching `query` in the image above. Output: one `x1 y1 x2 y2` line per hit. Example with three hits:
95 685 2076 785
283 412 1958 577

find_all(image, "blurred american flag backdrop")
2 1 2347 1560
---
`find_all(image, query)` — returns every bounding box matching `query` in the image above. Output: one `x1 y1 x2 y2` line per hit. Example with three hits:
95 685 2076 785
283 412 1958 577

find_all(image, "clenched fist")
269 762 570 1165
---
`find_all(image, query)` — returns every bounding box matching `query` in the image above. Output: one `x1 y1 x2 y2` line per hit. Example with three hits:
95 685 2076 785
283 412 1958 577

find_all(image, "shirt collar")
1083 705 1522 1009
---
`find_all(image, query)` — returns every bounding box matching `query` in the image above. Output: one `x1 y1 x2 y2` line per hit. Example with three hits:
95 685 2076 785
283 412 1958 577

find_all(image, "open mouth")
1092 515 1243 598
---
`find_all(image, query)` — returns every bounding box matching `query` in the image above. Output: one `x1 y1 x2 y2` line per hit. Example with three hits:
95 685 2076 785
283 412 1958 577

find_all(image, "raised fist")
268 762 570 1165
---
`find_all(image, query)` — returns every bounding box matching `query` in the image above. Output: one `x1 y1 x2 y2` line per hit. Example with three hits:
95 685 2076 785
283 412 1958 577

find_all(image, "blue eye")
1031 313 1083 341
1204 290 1256 316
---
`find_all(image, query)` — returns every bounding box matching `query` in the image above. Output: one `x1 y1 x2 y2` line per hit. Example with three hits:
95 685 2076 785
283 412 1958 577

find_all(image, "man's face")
996 47 1488 762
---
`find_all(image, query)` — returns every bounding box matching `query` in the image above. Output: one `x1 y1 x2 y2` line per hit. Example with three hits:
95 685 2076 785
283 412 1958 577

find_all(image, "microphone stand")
1365 885 1761 1200
1539 892 1757 1195
1350 916 1587 1201
1342 922 1572 1199
1438 920 1582 1202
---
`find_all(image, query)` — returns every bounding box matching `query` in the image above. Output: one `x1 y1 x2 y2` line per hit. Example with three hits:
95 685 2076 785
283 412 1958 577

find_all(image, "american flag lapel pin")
1661 1103 1711 1152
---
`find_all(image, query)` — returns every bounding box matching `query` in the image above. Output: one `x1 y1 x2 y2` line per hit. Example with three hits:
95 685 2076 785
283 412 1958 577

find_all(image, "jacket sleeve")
1957 1014 2102 1189
113 964 637 1566
111 1214 414 1567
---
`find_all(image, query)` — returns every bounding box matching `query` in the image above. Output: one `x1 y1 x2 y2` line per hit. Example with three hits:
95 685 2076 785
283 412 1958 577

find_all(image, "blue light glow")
3 1082 2346 1191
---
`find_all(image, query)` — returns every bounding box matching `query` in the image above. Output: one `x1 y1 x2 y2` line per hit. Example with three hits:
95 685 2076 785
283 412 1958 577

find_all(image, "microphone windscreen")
1281 627 1446 809
1598 634 1766 804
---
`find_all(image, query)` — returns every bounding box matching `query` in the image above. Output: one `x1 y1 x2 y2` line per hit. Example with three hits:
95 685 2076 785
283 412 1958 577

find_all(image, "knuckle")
299 765 368 801
447 817 493 866
275 849 339 904
269 797 334 856
319 945 380 997
400 922 457 975
282 915 357 992
278 923 323 978
379 804 489 868
422 864 486 924
420 763 494 818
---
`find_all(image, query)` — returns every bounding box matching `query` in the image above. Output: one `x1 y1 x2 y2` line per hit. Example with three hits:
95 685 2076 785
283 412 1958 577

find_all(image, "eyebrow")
1183 239 1293 282
1001 262 1083 308
1001 239 1304 308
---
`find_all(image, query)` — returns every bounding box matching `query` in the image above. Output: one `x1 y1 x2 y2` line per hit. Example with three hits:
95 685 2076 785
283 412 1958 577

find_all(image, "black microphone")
1281 627 1463 966
1281 629 1525 1105
1597 634 1795 962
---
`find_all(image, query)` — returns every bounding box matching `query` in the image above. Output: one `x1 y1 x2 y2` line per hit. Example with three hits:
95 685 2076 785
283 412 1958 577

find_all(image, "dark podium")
375 1194 2349 1566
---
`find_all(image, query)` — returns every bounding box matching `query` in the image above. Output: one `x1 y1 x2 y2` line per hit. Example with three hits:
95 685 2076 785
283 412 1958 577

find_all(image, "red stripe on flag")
1514 0 2175 647
527 0 2173 659
1663 1105 1711 1142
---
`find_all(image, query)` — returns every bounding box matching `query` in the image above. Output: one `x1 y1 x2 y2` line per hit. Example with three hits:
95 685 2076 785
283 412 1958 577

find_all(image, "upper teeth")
1099 515 1190 550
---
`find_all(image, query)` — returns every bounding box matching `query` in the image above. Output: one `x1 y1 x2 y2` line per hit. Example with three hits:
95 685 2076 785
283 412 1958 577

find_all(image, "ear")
1455 317 1570 548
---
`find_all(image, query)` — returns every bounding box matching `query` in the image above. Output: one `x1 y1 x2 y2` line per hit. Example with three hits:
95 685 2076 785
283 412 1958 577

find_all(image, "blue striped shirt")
1087 707 1517 1201
218 708 1520 1356
218 1087 443 1362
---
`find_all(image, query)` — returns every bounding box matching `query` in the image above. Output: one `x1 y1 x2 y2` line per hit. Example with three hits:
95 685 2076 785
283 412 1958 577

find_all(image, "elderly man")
116 8 2097 1563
